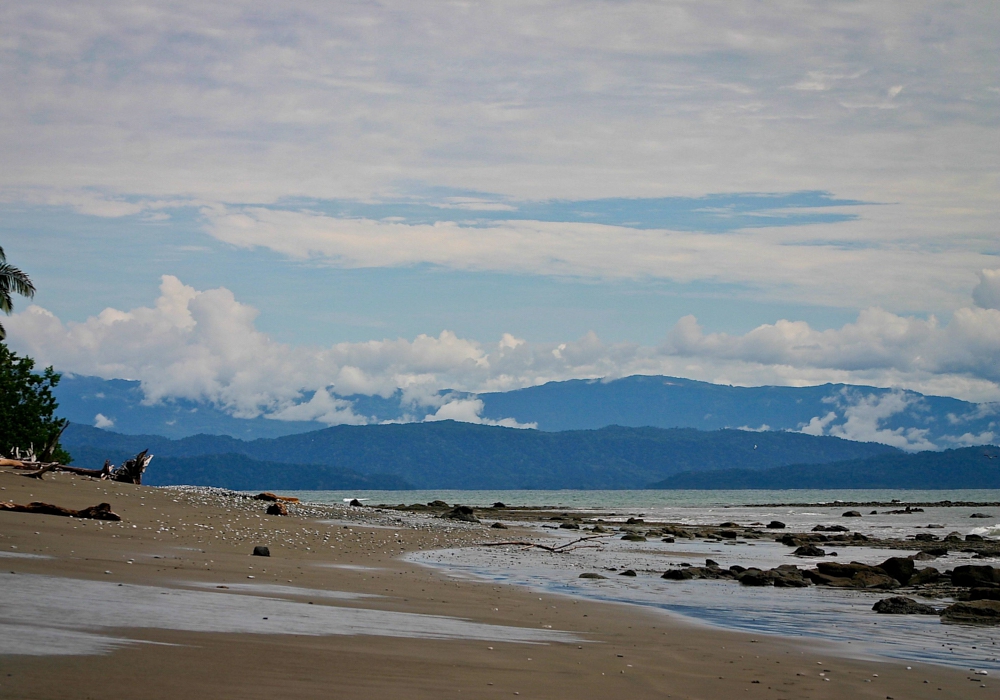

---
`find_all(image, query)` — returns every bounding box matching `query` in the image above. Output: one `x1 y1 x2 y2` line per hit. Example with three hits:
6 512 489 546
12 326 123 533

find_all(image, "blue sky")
2 1 1000 429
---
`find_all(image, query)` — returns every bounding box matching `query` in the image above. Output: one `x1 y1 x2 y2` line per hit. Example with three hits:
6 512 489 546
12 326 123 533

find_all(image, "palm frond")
0 262 35 315
0 319 5 340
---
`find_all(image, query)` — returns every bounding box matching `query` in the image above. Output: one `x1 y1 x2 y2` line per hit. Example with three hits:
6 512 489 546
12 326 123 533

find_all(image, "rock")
579 572 608 580
925 546 949 556
970 513 993 518
842 511 862 517
944 533 963 542
811 525 829 532
620 569 637 577
771 565 810 588
427 500 449 507
492 502 507 508
870 510 878 515
779 534 800 546
349 498 364 507
661 536 675 543
729 565 747 574
910 567 942 585
490 522 508 529
914 533 939 541
826 525 850 532
592 525 608 533
872 597 937 615
266 502 288 516
912 551 938 560
626 517 645 524
966 533 985 542
878 557 915 585
952 565 1000 588
940 600 1000 624
705 559 720 567
717 530 738 539
559 522 581 529
793 544 826 557
443 505 480 523
252 546 270 557
621 534 647 542
852 570 900 589
662 568 694 580
970 588 1000 601
254 492 279 501
737 569 772 586
766 521 786 529
719 522 740 528
850 532 869 541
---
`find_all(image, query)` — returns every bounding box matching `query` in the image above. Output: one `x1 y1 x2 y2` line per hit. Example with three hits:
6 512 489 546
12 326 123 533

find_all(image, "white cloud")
4 275 1000 430
93 413 114 429
203 205 997 313
424 398 536 429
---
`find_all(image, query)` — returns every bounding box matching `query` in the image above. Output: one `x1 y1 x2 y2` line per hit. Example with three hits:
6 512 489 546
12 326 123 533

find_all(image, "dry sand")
0 467 990 699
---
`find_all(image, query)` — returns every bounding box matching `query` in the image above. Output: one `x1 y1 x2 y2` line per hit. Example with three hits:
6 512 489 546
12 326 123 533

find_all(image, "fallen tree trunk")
0 501 121 521
480 534 611 553
9 450 153 485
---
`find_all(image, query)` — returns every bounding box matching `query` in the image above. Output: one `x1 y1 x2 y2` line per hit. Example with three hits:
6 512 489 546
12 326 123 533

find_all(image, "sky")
2 1 1000 427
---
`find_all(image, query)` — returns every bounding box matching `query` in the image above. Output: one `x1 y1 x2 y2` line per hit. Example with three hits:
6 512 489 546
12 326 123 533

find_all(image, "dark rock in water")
662 568 694 580
626 517 645 524
966 533 985 542
940 599 1000 624
492 502 507 508
925 546 949 556
443 505 480 523
793 544 826 557
621 534 647 542
661 536 675 543
620 569 637 577
427 500 449 508
812 525 828 532
559 522 581 529
729 565 747 574
872 596 937 615
878 557 915 585
944 532 963 542
705 559 719 568
491 521 508 529
266 502 288 516
952 565 1000 588
717 530 738 539
349 498 364 507
970 588 1000 601
771 565 810 588
766 521 786 529
779 534 800 546
870 511 878 515
852 570 900 589
825 525 850 532
912 551 938 561
914 532 939 542
910 567 942 585
252 546 270 557
737 569 772 586
579 572 608 580
851 532 869 541
809 561 900 589
662 525 694 538
719 522 740 528
970 513 993 518
842 511 862 518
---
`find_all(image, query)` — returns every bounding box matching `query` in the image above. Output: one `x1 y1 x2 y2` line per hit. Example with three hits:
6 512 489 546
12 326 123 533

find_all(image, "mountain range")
62 421 897 490
53 374 997 451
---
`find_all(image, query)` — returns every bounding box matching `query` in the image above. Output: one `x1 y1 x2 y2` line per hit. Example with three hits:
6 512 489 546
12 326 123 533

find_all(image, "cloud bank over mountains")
7 274 1000 430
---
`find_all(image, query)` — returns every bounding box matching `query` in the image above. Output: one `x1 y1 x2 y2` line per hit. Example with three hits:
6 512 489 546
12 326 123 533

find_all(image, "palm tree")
0 246 35 340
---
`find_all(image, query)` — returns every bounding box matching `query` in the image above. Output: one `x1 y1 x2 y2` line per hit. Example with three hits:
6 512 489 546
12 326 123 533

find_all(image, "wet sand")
0 467 989 699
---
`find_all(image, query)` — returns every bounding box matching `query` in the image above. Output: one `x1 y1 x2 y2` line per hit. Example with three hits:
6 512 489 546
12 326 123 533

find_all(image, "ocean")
288 489 1000 671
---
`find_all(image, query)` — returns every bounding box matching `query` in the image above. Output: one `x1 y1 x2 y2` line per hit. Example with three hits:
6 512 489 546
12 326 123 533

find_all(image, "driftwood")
9 450 153 485
253 492 300 503
480 534 611 553
0 501 121 521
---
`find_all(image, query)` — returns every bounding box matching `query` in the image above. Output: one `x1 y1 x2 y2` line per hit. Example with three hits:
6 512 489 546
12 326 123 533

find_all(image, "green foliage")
0 343 70 463
0 246 36 340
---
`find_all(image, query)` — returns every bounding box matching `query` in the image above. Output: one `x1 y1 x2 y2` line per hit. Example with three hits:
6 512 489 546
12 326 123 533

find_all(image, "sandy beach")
0 467 990 699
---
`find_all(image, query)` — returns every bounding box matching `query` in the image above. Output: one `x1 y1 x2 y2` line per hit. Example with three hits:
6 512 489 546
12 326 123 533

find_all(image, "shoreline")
0 468 992 699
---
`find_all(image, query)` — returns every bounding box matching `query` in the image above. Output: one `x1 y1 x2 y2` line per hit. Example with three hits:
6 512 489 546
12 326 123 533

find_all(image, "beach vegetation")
0 342 71 463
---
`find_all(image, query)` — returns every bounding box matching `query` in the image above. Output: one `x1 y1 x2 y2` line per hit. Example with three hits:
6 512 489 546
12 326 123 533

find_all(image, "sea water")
290 489 1000 670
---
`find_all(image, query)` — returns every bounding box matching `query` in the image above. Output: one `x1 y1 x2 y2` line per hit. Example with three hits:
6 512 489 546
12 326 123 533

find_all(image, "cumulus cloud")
423 398 536 429
4 275 1000 430
93 413 114 429
798 390 936 451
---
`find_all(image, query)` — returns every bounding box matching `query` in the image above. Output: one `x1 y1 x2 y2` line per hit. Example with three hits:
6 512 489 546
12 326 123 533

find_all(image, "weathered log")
0 501 121 521
480 534 611 554
11 450 152 485
253 492 300 503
